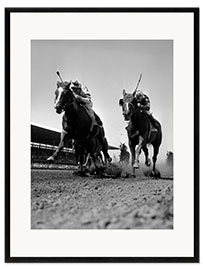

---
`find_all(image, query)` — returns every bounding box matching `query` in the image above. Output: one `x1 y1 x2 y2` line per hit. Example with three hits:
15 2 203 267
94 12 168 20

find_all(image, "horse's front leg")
90 152 104 175
82 152 91 171
142 145 151 167
98 152 105 166
133 136 144 169
150 145 161 178
97 129 112 164
47 131 66 161
76 152 90 176
129 140 135 167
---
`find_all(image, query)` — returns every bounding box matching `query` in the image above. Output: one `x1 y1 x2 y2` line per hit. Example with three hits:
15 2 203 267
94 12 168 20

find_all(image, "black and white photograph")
5 7 199 262
31 40 173 229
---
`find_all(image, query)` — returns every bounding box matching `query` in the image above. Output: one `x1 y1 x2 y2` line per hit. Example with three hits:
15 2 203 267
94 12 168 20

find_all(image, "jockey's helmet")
63 81 69 89
74 80 80 86
135 90 143 99
57 81 62 88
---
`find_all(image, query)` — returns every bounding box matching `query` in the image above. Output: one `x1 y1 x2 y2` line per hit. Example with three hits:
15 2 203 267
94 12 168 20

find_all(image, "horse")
119 143 130 164
119 90 162 177
166 151 173 166
48 81 110 174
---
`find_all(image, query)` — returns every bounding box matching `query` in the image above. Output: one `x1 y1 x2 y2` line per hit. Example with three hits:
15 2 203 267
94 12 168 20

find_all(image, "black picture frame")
5 7 199 263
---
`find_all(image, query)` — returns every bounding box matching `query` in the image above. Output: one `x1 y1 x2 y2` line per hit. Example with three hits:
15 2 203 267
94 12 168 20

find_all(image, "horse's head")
119 143 127 152
119 89 137 121
54 81 74 114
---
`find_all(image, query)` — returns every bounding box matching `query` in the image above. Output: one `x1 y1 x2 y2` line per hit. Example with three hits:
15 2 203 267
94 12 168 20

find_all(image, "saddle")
81 104 102 130
143 112 158 140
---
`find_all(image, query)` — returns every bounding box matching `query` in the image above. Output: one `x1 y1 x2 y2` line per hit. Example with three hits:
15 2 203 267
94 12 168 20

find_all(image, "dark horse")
119 143 130 164
119 90 162 177
166 151 173 167
48 81 110 173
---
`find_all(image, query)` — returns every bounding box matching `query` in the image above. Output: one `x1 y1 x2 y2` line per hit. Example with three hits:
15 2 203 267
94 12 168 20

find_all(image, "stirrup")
151 127 157 132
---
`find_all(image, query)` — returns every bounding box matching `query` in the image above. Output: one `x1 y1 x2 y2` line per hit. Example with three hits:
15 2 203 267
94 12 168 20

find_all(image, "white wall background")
1 0 202 269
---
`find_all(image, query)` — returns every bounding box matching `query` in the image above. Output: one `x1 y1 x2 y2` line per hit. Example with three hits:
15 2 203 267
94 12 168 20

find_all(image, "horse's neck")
65 100 79 119
65 100 90 129
131 109 148 130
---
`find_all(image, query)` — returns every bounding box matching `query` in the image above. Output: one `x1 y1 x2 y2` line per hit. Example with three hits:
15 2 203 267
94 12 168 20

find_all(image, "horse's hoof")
47 156 55 162
132 168 137 177
150 171 155 177
83 171 90 177
156 171 161 178
150 170 161 178
81 165 87 171
73 170 81 176
81 165 90 174
145 158 151 167
100 172 109 178
74 169 90 177
133 162 139 169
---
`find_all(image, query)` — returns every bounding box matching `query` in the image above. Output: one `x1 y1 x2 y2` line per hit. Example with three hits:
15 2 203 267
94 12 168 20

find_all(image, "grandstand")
31 123 119 167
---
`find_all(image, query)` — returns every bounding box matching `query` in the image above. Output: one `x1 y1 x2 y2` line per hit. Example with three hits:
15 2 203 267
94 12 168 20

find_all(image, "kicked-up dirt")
31 167 173 229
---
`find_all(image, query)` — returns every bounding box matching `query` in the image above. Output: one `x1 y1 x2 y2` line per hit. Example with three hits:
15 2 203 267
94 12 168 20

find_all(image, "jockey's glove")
74 93 81 100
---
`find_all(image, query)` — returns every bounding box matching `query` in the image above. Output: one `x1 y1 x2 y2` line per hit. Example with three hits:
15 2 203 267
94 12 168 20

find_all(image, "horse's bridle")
64 100 74 110
57 88 75 112
125 99 139 116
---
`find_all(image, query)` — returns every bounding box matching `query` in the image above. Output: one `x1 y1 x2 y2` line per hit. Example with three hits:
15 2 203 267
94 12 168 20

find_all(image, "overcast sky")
31 40 173 161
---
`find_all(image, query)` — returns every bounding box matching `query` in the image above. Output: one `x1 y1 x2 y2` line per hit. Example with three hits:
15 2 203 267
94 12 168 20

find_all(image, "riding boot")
89 121 94 132
94 112 103 126
149 114 159 129
87 110 97 132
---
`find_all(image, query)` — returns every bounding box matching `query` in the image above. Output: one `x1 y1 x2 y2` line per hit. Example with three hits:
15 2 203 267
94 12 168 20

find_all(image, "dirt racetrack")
31 165 173 229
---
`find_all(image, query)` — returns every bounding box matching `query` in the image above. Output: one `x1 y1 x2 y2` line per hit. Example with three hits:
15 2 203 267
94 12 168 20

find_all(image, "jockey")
62 80 112 162
65 80 103 131
135 90 159 129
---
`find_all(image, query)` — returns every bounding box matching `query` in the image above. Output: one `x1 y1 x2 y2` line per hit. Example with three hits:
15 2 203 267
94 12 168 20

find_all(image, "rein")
63 90 76 111
64 100 74 110
128 101 139 114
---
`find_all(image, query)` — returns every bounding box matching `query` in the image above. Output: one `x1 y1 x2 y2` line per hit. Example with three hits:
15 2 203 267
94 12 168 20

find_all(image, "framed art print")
5 8 199 262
